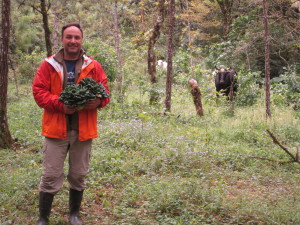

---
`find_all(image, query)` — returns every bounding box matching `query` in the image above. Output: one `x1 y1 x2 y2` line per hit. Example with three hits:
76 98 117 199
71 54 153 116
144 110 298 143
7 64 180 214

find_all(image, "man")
32 23 110 225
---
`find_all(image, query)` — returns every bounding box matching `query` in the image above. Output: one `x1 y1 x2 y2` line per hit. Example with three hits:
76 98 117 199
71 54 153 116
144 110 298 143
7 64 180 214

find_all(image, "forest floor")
1 83 300 224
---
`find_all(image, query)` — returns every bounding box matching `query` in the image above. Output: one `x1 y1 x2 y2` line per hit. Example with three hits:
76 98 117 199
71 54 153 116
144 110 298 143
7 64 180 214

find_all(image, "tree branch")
241 130 300 165
266 129 298 162
31 4 42 14
240 154 296 164
47 1 51 11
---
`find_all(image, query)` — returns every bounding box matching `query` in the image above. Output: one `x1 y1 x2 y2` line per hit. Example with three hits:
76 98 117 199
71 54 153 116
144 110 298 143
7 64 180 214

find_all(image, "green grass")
1 82 300 224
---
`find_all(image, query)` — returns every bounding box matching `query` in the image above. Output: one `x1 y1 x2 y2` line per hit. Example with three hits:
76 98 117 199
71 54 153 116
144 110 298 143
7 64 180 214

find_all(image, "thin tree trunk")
186 0 194 78
18 0 52 56
40 0 52 57
8 56 19 98
0 0 13 149
217 0 234 36
52 1 60 54
148 0 165 104
140 0 146 32
263 0 271 119
164 0 175 111
114 0 123 95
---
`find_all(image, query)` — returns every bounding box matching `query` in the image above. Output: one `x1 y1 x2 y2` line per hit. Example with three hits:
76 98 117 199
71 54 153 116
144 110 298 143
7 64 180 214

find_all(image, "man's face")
61 26 82 59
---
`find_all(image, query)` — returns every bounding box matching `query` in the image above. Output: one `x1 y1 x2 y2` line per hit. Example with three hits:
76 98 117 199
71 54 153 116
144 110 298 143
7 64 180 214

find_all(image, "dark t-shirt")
64 60 77 85
64 60 78 131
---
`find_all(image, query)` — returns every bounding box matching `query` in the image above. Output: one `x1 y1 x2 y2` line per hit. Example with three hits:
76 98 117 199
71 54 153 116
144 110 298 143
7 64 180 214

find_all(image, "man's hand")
63 104 76 114
84 98 101 110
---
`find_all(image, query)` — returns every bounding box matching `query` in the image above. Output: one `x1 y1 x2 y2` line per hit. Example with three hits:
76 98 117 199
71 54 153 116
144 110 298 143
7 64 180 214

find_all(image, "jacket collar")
53 48 85 64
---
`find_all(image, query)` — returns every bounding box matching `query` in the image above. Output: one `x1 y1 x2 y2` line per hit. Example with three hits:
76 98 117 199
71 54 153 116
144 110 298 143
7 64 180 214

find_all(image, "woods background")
1 0 300 224
2 0 300 94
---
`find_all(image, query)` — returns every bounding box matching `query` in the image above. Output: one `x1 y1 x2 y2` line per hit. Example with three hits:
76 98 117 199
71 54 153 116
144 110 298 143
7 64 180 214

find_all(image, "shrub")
271 66 300 110
120 39 148 95
83 39 117 82
173 48 190 75
17 46 46 83
235 70 262 106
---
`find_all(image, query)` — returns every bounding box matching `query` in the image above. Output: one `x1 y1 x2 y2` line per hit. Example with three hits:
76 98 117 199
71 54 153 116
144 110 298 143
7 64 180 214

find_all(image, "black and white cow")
215 67 237 100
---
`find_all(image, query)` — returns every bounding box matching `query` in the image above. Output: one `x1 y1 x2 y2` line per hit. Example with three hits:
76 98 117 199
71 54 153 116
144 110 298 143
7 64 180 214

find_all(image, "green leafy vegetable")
59 77 109 109
79 77 109 99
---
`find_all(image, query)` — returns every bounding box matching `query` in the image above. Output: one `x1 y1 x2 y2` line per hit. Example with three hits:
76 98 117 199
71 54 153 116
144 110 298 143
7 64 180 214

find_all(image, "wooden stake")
188 79 204 116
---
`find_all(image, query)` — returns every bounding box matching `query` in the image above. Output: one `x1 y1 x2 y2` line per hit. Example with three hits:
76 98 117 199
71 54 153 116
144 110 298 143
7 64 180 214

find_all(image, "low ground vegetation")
1 76 300 224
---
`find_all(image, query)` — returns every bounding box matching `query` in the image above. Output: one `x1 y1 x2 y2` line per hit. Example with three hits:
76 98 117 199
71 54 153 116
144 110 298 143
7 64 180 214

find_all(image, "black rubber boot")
37 192 54 225
69 189 84 225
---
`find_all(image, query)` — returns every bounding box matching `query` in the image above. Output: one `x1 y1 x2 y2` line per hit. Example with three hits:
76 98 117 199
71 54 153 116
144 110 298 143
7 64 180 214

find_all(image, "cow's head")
216 68 227 84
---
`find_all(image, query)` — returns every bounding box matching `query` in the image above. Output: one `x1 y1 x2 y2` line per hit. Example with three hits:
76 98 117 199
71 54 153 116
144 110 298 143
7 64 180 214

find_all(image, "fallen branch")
266 129 299 164
240 154 295 164
241 130 300 165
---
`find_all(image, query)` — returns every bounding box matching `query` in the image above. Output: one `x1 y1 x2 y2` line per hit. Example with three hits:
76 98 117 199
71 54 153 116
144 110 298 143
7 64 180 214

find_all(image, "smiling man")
32 23 110 225
62 25 83 59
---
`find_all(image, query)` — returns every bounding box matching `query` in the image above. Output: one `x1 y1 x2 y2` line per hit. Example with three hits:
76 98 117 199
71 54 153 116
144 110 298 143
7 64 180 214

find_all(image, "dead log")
188 79 204 116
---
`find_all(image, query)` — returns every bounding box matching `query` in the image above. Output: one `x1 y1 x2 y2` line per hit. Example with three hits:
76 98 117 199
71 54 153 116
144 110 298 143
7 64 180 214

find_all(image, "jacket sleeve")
32 60 64 112
93 60 110 109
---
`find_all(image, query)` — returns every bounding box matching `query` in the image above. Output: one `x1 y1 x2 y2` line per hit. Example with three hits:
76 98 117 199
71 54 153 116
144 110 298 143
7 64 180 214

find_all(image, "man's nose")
70 37 77 42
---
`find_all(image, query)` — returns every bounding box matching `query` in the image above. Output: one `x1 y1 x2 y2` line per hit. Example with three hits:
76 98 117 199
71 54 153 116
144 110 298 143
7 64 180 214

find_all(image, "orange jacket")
32 54 110 141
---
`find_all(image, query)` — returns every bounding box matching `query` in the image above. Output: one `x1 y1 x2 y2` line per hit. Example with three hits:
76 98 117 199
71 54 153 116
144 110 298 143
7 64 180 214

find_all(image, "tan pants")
39 130 92 194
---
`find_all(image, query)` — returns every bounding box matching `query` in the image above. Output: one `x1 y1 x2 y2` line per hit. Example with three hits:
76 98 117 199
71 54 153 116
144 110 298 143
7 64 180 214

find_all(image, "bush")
173 48 190 75
17 47 46 83
235 70 262 106
272 66 300 110
83 39 118 82
204 41 240 70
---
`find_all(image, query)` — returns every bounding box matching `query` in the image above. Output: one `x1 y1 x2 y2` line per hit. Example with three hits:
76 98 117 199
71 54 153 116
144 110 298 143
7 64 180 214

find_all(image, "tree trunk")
148 0 165 104
114 0 123 95
185 0 194 78
263 0 271 119
217 0 234 36
8 56 19 98
164 0 175 111
140 0 146 32
40 0 52 57
52 1 60 54
189 79 204 116
0 0 13 149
